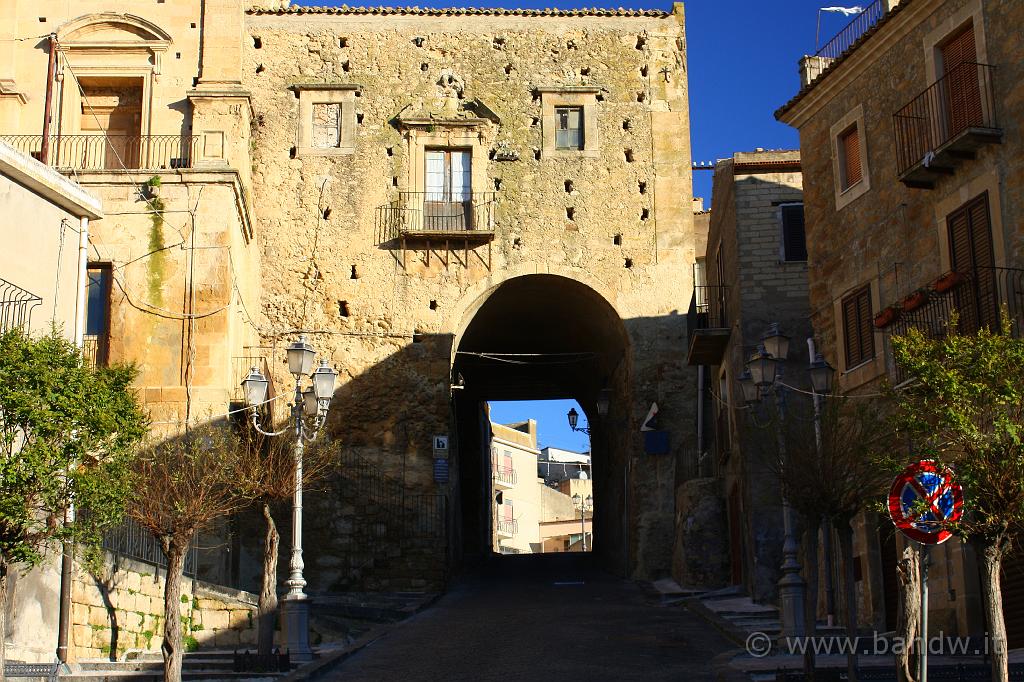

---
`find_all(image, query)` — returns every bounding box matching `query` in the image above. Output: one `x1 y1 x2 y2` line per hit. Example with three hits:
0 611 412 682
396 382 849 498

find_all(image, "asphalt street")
324 553 732 681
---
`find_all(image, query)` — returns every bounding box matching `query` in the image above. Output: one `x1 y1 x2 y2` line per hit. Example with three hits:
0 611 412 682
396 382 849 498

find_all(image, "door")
940 24 982 139
948 193 997 333
424 149 472 231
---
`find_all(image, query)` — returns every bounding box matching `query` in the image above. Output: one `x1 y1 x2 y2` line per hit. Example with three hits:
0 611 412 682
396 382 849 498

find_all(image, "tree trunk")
162 538 190 682
258 502 280 658
894 543 920 682
1 559 8 682
802 522 819 679
837 520 859 682
977 538 1009 682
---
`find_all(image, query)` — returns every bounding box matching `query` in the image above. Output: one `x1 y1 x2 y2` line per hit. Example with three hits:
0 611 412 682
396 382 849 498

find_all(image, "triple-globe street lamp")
571 492 594 552
241 335 338 662
736 323 835 639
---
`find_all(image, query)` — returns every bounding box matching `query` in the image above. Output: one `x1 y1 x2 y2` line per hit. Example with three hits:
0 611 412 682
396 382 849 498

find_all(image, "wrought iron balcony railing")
0 277 42 333
893 63 1001 185
687 285 731 365
496 518 518 536
814 0 886 59
882 266 1024 384
494 466 517 487
378 191 496 237
82 334 108 369
0 134 199 171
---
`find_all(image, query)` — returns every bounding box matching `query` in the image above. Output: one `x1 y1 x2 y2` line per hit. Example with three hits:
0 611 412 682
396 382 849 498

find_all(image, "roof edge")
247 5 672 18
0 141 103 219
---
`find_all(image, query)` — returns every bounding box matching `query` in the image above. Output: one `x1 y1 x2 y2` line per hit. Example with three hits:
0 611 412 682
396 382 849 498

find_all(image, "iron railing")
893 63 999 176
496 518 518 536
102 515 199 576
494 466 517 486
378 191 497 236
884 266 1024 384
0 134 199 171
814 0 886 59
82 334 108 368
690 285 729 331
0 277 42 333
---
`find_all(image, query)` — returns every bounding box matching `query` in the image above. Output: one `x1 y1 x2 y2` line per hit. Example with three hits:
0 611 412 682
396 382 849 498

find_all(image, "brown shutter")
842 286 874 368
857 288 875 362
841 127 862 189
947 193 996 332
941 24 982 135
941 24 977 72
842 294 859 368
781 204 807 261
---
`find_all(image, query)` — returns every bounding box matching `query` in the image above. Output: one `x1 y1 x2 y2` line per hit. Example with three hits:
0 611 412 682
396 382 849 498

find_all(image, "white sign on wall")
433 435 449 458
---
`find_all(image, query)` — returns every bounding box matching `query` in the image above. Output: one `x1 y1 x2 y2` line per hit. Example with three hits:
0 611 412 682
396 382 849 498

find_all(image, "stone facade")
688 150 808 601
777 0 1023 636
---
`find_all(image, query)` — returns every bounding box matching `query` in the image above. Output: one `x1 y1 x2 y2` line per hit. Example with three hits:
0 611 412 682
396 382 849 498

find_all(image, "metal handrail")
690 285 729 330
0 134 200 171
0 277 42 333
893 62 999 176
815 0 886 59
497 518 518 536
494 466 517 486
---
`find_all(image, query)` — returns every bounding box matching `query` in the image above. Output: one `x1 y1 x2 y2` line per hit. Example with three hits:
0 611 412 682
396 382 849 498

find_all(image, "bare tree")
127 425 259 682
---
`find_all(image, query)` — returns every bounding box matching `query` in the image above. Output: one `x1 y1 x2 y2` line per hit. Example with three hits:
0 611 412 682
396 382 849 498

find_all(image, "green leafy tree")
888 317 1024 682
0 328 147 674
127 425 260 682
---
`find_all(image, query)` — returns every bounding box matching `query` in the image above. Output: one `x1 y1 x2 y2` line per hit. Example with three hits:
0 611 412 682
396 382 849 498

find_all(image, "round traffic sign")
887 460 964 544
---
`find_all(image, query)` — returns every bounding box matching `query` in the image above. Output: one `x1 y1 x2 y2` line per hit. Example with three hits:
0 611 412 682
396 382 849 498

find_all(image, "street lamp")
567 389 611 435
572 492 593 552
240 334 338 662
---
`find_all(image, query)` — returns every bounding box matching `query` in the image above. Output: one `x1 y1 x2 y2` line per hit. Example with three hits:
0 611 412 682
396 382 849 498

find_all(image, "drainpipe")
57 215 89 665
40 34 57 165
696 365 706 475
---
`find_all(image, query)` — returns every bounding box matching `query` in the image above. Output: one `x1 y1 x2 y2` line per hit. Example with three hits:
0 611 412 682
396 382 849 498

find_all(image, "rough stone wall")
781 0 1022 630
241 7 695 583
71 556 257 661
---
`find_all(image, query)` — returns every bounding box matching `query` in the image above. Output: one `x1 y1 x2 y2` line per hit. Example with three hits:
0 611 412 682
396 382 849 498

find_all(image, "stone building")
489 419 543 555
2 0 702 656
776 0 1023 639
685 149 808 602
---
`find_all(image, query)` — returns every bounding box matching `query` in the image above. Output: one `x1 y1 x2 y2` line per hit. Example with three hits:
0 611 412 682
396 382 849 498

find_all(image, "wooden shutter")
842 286 874 368
948 193 996 331
841 127 862 189
941 24 982 136
781 204 807 261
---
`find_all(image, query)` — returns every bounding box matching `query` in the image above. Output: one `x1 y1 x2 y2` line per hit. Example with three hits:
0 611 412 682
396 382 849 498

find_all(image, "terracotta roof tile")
247 5 670 18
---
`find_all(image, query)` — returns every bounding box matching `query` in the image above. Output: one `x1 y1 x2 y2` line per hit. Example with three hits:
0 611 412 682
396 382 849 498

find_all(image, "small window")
312 103 342 149
85 264 112 367
555 106 584 150
841 286 874 369
780 203 807 262
838 125 862 190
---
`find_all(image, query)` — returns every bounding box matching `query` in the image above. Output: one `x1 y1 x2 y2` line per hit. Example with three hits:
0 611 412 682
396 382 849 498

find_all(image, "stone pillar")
799 55 834 87
197 0 244 88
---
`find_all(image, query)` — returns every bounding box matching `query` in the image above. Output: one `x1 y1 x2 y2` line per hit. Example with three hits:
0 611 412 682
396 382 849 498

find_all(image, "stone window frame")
402 125 490 197
292 83 360 157
537 87 600 159
922 0 989 85
831 278 885 390
933 170 1006 274
829 104 871 211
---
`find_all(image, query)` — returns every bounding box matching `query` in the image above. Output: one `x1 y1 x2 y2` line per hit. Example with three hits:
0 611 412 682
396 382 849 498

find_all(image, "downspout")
696 365 706 474
57 215 89 665
40 34 57 164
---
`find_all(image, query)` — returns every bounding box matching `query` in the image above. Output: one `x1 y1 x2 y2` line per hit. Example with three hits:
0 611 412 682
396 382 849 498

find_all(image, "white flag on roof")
821 6 865 15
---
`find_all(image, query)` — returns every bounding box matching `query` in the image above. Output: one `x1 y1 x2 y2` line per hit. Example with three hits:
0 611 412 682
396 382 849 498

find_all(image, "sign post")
887 460 964 682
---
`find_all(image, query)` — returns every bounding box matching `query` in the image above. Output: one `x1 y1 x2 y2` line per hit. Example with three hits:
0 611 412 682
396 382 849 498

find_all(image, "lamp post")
738 323 834 639
808 341 837 626
241 335 338 663
567 388 611 435
572 492 593 552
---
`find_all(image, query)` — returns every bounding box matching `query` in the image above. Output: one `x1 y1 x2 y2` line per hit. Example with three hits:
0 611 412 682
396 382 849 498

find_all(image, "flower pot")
901 290 929 313
874 306 899 328
932 271 966 294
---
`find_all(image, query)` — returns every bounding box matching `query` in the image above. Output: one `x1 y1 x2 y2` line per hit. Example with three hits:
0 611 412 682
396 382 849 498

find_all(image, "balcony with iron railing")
687 284 731 365
493 465 517 489
879 266 1024 385
894 62 1002 189
82 334 108 369
378 191 497 240
496 518 518 538
814 0 887 60
0 134 200 172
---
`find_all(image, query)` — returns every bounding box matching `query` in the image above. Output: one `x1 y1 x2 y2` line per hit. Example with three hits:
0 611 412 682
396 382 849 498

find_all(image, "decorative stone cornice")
247 5 669 18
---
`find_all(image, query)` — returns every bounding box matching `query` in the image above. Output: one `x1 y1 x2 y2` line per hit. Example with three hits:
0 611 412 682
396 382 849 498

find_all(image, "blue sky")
490 399 591 452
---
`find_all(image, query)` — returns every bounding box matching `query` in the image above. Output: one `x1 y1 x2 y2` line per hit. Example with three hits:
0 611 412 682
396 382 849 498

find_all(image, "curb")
682 596 751 649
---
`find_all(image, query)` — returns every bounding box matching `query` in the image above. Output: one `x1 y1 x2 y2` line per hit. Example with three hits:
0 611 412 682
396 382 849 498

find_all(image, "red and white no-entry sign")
887 460 964 545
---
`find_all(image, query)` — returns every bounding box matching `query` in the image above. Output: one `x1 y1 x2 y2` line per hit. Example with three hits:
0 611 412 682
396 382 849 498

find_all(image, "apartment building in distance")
777 0 1023 641
490 419 543 554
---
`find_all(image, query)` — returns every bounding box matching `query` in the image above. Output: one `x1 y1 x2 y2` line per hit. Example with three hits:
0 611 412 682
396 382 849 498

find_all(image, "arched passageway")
450 274 632 575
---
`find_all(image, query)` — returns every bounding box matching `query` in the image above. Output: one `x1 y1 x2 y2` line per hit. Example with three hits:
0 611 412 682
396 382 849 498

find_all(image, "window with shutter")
947 192 997 332
940 24 982 137
842 286 874 369
839 126 862 190
780 203 807 262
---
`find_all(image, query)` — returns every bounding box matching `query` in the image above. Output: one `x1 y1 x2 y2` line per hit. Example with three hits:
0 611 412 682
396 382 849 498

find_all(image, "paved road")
325 554 732 681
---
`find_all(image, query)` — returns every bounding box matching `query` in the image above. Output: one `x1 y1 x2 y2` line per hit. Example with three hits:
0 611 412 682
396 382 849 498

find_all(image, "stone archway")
448 274 633 574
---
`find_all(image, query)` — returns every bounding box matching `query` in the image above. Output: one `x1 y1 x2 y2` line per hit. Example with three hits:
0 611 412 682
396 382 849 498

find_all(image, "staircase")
62 650 296 681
